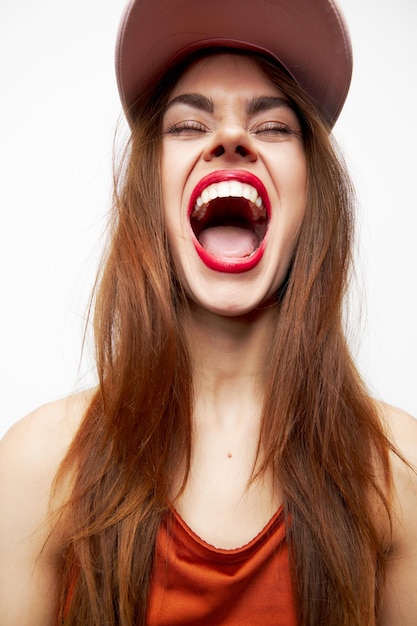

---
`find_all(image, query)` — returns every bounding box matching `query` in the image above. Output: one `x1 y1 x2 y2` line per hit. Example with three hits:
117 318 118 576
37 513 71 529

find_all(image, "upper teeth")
192 181 266 221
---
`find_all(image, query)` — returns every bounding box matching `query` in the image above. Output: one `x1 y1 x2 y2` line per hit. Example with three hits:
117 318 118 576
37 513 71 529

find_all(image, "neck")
184 303 275 428
171 302 282 537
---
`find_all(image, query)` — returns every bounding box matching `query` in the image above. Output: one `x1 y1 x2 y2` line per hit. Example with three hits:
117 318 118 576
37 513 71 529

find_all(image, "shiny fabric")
147 506 297 625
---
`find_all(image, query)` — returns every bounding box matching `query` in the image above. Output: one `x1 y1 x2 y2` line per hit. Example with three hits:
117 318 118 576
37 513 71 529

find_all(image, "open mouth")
188 171 270 273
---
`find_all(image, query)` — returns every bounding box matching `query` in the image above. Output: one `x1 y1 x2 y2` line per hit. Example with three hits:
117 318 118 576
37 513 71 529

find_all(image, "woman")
1 0 416 624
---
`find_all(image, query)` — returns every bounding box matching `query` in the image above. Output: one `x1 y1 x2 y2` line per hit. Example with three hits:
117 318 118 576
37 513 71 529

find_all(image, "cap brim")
116 0 352 127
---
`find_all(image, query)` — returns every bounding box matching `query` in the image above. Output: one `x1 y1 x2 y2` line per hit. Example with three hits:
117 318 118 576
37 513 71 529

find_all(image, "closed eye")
252 121 298 136
163 120 208 136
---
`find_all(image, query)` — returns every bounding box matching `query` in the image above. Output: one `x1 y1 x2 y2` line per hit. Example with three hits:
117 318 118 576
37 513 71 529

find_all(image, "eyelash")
163 120 299 138
252 121 295 135
164 121 207 135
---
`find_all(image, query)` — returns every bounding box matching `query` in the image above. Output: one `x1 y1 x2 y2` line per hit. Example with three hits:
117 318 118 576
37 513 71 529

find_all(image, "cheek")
274 158 308 257
161 150 182 235
161 143 193 223
288 148 308 193
161 148 174 205
270 142 307 194
160 182 188 270
290 150 307 207
162 140 196 185
278 154 308 220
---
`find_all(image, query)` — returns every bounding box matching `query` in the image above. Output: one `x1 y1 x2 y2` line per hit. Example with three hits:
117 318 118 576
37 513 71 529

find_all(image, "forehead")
169 53 284 100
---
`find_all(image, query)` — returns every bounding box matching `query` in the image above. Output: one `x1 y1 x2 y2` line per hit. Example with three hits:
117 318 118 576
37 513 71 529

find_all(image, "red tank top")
64 507 297 624
147 506 298 625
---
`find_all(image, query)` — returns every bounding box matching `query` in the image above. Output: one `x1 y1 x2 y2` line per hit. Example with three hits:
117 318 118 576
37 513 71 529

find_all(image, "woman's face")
161 54 307 317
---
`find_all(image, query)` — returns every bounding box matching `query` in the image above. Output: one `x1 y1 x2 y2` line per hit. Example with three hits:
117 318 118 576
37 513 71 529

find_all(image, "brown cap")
116 0 352 127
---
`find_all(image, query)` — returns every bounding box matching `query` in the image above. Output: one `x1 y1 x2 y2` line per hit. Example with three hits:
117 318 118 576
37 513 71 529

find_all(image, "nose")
203 124 257 163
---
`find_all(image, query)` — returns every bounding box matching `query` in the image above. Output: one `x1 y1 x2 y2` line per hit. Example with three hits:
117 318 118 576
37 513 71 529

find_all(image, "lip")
188 170 271 274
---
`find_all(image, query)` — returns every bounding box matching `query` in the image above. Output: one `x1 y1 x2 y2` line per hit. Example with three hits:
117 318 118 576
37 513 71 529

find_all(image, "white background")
0 1 416 438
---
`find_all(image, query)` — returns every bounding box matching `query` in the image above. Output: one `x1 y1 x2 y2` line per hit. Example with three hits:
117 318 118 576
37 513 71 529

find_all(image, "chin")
188 284 278 320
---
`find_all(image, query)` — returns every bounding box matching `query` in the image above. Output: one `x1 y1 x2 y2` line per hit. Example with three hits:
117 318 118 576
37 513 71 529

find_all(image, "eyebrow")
246 96 292 115
164 94 292 116
165 93 214 113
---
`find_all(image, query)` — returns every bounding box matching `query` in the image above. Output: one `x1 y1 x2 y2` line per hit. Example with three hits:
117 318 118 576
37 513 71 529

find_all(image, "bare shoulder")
377 402 417 528
374 401 417 625
0 390 92 626
1 390 91 465
0 390 92 503
377 401 417 466
376 401 417 519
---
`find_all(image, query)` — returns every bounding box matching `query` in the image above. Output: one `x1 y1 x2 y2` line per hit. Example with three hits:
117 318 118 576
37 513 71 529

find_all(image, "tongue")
199 225 258 258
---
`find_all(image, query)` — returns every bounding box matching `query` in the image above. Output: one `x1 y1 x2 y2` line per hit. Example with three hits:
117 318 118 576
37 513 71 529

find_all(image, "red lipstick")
188 170 270 274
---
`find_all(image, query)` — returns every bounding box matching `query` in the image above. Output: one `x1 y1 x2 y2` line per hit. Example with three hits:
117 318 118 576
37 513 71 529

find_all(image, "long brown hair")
51 51 395 625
